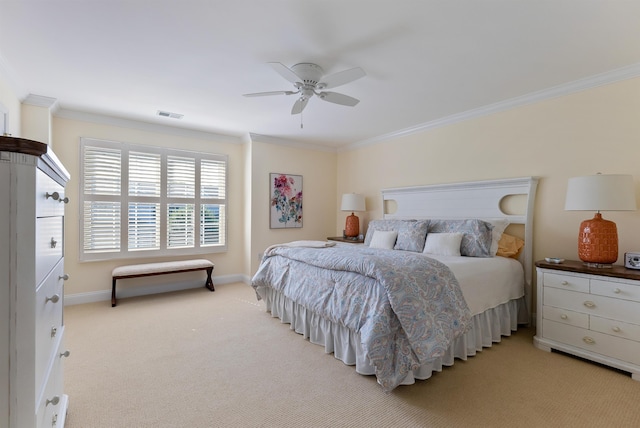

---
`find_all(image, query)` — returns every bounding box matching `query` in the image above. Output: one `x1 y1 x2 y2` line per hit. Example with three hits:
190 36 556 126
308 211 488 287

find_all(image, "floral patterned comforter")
251 243 471 392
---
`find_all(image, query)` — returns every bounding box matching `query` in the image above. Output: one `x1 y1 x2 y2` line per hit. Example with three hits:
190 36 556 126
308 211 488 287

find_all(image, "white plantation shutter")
129 152 161 197
80 138 227 261
167 156 195 198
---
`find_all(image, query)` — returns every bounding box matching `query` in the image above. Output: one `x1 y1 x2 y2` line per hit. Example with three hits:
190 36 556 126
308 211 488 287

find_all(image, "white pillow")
369 230 398 250
485 218 509 257
422 232 464 256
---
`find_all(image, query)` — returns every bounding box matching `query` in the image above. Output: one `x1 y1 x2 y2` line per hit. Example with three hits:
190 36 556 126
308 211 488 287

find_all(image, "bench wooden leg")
205 266 215 291
112 278 117 307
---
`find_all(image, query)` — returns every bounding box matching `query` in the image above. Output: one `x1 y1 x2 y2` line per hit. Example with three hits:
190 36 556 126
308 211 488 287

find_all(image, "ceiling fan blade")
243 90 297 97
317 91 360 107
318 67 366 89
268 62 302 84
291 98 309 115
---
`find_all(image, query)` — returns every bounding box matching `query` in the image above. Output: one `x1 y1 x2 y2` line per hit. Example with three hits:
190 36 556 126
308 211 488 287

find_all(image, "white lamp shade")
341 193 366 212
565 174 637 211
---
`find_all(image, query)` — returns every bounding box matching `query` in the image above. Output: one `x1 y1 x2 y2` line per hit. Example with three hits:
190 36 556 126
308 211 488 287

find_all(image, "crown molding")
23 93 60 112
342 62 640 152
55 108 245 144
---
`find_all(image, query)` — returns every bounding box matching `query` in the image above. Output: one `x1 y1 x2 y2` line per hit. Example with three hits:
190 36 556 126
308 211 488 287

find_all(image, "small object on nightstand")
544 257 564 264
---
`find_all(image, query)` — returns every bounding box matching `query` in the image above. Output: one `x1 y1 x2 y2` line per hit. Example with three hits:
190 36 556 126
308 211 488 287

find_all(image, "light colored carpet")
63 283 640 428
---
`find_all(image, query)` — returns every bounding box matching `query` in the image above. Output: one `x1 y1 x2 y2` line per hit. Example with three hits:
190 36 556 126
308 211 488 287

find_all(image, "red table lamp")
565 174 636 267
341 193 366 238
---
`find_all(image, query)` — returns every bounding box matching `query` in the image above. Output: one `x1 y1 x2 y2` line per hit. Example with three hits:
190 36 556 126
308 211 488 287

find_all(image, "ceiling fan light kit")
244 62 365 115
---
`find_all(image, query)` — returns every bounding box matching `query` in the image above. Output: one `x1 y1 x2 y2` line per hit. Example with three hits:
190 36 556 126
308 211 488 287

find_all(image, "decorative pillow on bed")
427 219 493 257
496 233 525 259
369 230 398 249
422 232 463 256
394 220 430 252
364 219 429 252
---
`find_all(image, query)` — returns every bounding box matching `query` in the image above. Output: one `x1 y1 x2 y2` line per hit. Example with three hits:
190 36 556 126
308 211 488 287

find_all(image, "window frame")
79 137 228 262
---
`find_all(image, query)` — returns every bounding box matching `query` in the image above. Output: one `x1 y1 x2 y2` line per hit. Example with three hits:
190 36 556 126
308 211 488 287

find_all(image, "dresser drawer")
36 333 65 428
591 279 640 303
35 261 64 393
543 272 589 292
543 320 640 366
542 305 588 328
36 168 66 217
543 287 640 325
36 216 64 286
590 315 640 343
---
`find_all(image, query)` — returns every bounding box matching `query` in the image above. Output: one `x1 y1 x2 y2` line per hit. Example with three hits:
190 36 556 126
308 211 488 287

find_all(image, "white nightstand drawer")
590 315 640 343
544 287 640 325
543 272 589 292
36 168 66 217
543 320 640 366
36 216 64 286
542 306 588 328
591 279 640 303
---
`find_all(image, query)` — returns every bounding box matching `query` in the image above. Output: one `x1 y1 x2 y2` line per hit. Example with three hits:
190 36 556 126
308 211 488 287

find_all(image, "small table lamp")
565 174 637 267
341 193 366 238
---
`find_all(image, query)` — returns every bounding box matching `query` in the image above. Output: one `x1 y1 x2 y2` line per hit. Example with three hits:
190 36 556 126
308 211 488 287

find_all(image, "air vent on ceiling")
157 110 183 119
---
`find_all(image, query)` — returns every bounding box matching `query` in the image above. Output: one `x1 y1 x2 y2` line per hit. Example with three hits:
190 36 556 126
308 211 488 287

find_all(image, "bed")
251 177 538 391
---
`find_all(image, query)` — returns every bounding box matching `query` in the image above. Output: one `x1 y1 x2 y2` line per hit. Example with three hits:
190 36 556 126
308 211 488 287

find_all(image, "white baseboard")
64 274 248 306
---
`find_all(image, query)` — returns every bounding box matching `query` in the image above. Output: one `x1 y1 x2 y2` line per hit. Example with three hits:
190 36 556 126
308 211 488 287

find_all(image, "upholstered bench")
111 259 214 307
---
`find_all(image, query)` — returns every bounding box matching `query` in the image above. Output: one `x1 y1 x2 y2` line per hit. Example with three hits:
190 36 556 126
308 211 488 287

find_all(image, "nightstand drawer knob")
583 336 596 345
614 288 621 294
583 301 596 308
560 314 568 320
561 281 569 286
60 350 71 358
612 326 621 333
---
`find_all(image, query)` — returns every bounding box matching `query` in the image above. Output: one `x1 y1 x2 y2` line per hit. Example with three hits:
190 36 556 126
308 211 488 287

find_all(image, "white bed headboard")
381 176 539 321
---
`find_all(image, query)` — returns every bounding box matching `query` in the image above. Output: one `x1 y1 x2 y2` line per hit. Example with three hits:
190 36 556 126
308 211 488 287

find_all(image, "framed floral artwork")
270 173 303 228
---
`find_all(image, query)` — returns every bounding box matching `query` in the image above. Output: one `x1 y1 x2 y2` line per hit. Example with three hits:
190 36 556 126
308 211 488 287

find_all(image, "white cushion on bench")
112 259 214 278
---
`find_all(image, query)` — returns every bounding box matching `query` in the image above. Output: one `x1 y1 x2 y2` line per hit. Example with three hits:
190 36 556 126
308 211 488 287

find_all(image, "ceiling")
1 1 640 150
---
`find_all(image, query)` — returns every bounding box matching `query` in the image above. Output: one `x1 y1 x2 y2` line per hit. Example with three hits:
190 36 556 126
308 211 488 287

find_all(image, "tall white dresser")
1 137 70 428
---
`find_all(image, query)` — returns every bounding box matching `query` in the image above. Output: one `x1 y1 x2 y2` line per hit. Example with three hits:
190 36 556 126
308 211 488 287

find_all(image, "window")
80 138 227 261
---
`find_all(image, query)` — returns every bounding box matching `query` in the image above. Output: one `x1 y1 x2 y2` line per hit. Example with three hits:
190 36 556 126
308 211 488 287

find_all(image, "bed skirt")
258 287 529 386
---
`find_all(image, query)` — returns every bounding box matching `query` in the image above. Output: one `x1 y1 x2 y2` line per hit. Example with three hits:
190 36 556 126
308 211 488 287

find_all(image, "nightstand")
327 236 364 244
534 260 640 380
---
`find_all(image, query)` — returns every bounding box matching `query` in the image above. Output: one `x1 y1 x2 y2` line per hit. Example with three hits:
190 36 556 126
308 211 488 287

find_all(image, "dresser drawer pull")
45 294 60 304
583 336 596 345
45 191 60 201
583 301 596 308
51 326 57 338
59 196 69 204
561 281 569 286
613 288 621 294
560 314 568 320
60 350 71 358
46 396 60 406
59 274 69 281
612 326 621 333
50 237 57 248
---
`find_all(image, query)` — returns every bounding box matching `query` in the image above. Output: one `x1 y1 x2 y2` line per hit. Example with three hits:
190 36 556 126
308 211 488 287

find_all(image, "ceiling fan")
243 62 366 115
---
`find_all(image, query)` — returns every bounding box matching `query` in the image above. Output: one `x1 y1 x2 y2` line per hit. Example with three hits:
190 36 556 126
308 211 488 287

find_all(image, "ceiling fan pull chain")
300 112 304 129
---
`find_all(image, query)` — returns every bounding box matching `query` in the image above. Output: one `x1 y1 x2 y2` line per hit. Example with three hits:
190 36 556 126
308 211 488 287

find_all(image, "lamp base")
344 213 359 238
577 213 618 265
